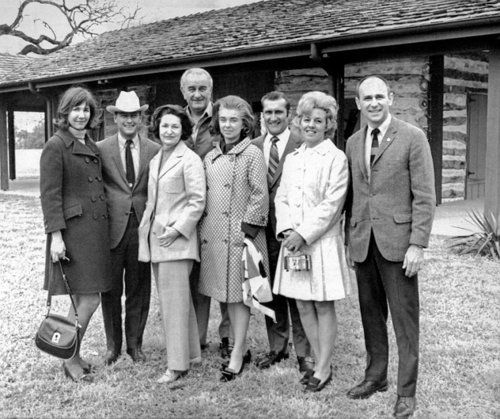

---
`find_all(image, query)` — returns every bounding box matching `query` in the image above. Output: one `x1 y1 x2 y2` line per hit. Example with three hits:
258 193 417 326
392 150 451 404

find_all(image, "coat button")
224 183 231 188
222 211 228 216
93 214 98 220
91 196 97 202
85 157 90 163
88 176 94 182
223 239 228 244
96 176 102 182
93 158 99 164
102 214 106 219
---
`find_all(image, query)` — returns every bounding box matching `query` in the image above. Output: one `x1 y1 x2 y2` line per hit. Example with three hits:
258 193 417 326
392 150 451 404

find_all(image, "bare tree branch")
0 0 141 55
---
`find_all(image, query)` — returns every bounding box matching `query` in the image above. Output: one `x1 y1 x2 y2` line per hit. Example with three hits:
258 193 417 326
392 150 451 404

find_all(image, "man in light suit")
98 91 160 364
180 67 232 357
252 91 313 374
345 76 435 418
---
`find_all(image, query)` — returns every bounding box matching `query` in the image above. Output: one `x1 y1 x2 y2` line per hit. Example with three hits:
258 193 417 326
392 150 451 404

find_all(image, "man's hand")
158 227 180 247
50 230 66 262
402 244 424 277
283 230 306 253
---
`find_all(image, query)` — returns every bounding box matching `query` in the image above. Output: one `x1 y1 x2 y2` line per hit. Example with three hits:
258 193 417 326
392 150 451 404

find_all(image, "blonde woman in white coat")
274 91 351 392
138 105 206 384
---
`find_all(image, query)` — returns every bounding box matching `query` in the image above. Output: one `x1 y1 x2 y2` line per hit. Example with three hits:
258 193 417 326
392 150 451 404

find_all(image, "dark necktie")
125 139 135 187
370 128 380 166
267 136 279 187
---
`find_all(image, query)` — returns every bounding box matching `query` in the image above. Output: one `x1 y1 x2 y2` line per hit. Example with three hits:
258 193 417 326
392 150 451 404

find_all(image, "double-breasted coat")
40 129 112 295
273 140 352 301
198 138 269 303
138 140 206 263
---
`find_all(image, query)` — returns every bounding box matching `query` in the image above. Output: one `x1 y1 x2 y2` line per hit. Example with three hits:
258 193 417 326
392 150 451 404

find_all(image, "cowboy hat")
106 91 149 113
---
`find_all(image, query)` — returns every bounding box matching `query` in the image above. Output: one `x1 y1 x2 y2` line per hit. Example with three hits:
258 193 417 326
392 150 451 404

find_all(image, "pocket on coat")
63 203 83 220
393 213 412 224
165 176 184 193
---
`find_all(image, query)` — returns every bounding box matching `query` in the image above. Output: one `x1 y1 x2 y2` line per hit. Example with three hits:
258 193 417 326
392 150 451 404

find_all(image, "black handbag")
35 261 80 359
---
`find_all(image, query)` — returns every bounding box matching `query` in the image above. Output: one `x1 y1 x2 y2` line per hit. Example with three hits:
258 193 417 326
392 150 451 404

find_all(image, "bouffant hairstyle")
211 95 254 139
54 86 98 130
295 91 338 138
149 104 193 142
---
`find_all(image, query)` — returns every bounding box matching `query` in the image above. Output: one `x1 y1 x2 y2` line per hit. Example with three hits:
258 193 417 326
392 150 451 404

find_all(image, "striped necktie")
267 136 279 187
370 128 380 166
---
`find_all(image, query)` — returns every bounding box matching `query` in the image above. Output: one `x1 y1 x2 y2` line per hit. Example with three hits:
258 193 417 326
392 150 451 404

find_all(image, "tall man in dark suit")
252 91 313 374
98 91 160 364
345 76 435 418
180 67 232 357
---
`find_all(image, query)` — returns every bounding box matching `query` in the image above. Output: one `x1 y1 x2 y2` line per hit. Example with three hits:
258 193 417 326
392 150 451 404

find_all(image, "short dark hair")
211 95 254 139
261 91 291 113
355 75 392 98
149 104 192 142
54 86 98 130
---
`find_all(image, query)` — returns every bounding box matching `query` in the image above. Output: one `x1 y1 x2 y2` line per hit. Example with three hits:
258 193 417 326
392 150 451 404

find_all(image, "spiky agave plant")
447 210 500 260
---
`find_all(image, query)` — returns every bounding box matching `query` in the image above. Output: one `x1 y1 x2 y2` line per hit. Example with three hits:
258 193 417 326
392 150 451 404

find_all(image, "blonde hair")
295 91 338 138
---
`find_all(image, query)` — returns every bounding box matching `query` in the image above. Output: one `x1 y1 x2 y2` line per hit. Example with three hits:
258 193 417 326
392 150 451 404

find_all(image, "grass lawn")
0 193 498 418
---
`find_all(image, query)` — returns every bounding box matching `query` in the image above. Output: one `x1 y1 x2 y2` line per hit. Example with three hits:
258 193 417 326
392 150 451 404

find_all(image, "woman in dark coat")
40 86 112 382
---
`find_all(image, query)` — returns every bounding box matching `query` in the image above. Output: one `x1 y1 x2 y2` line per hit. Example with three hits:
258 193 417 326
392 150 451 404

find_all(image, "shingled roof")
1 0 499 88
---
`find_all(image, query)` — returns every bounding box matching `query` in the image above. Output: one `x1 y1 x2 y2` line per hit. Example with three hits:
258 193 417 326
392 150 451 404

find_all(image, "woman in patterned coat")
199 95 269 381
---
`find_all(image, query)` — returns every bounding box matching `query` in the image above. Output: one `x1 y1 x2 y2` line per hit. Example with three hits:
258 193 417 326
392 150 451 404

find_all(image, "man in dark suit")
98 90 160 364
252 91 313 374
345 76 435 418
180 67 232 357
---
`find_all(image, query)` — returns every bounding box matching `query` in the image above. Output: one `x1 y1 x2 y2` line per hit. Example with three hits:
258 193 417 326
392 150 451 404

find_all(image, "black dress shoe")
127 348 146 363
347 379 389 399
103 350 120 366
255 350 289 369
63 363 93 383
219 337 233 359
394 396 416 418
304 370 332 392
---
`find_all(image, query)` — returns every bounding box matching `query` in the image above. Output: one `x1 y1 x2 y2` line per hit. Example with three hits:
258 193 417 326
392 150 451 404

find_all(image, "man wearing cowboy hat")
98 90 160 364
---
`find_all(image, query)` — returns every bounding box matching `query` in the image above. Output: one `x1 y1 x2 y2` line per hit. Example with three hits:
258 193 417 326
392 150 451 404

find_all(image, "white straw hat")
106 91 149 113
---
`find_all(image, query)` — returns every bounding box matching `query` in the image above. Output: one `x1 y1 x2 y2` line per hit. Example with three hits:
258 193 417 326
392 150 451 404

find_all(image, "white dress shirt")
364 114 392 177
118 133 140 178
263 128 290 168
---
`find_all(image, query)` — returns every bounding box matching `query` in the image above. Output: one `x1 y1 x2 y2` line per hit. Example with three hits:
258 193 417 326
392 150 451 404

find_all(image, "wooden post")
44 97 54 142
428 55 444 205
332 62 346 151
0 106 8 190
8 110 15 180
485 46 500 232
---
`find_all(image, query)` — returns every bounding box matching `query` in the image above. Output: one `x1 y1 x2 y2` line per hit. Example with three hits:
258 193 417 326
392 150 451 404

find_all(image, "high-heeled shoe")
157 369 188 384
219 356 248 382
221 349 251 370
304 369 332 392
62 363 93 383
299 369 314 385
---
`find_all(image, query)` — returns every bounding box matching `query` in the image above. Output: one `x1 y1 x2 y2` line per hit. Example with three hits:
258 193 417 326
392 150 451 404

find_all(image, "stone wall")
442 53 488 200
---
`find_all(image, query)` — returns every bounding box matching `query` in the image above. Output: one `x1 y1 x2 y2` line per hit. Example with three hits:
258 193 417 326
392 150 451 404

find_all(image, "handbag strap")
46 261 79 325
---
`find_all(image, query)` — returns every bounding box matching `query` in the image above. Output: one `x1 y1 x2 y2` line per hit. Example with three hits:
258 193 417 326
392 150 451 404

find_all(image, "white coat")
273 140 352 301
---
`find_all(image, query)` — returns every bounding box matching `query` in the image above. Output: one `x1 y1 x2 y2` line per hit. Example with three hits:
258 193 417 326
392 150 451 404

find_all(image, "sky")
0 0 262 54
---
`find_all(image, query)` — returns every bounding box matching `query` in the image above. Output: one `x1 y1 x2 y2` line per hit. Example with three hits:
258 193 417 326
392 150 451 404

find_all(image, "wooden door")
466 92 487 199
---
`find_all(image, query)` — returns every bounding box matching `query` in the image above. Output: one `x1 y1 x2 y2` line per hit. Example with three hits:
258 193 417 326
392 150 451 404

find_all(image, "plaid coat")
198 138 269 303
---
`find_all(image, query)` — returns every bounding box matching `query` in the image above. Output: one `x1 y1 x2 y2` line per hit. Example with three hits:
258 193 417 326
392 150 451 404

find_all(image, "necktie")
125 139 135 187
370 128 380 166
267 136 279 187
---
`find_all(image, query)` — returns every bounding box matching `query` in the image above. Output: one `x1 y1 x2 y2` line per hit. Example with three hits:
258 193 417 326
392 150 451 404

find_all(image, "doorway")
466 92 487 199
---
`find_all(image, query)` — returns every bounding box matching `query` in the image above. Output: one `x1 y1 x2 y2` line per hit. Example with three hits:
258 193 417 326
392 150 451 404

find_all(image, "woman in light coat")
138 104 206 384
198 95 269 381
274 91 351 392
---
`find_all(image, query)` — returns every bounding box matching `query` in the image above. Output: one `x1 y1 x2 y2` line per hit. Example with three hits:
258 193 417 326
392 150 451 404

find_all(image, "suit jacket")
345 116 436 263
97 133 160 249
138 140 206 263
252 131 302 235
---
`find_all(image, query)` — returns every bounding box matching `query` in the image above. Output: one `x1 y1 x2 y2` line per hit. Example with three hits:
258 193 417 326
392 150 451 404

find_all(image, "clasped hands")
282 229 305 253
